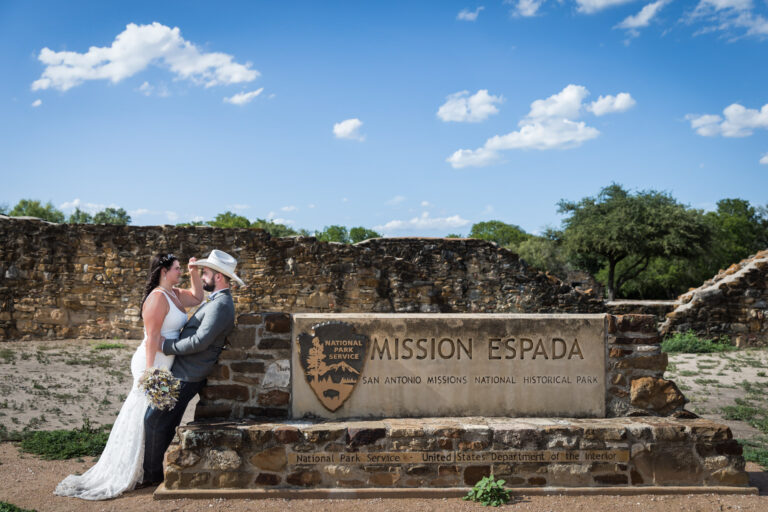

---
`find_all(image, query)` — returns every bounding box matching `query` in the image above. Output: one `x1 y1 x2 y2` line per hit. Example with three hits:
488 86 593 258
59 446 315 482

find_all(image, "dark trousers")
142 379 205 482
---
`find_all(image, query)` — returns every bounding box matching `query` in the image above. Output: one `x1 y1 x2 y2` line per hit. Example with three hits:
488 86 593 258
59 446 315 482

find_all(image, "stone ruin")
662 250 768 346
0 216 603 341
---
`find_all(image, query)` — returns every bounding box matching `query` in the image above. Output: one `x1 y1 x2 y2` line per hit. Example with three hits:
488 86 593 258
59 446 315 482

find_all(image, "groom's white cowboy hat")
190 249 246 287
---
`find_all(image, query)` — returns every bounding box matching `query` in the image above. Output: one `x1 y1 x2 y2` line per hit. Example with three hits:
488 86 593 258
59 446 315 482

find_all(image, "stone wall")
161 417 747 492
197 314 686 422
661 250 768 346
0 217 604 341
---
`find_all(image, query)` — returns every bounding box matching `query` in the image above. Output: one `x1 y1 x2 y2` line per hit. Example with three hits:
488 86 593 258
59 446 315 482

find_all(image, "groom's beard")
202 280 215 292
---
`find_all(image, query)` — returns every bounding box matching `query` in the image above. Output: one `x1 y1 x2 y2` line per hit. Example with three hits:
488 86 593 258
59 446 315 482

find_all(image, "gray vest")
162 289 235 382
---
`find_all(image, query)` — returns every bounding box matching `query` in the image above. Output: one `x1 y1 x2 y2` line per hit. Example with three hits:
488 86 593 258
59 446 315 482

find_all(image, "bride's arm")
175 257 203 308
142 292 169 368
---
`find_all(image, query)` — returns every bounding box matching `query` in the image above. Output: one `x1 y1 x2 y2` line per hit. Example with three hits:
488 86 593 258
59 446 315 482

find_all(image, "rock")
262 360 290 389
250 446 287 472
207 448 241 471
630 377 687 415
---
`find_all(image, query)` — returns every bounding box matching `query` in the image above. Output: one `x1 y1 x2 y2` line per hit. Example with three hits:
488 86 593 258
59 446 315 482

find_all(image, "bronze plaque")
297 321 370 412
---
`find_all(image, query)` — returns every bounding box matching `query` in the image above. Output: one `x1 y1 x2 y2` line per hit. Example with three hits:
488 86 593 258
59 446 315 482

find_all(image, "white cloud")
342 197 349 203
457 7 485 21
687 102 768 137
138 81 153 96
229 204 250 211
281 205 297 212
615 0 669 35
223 88 264 105
587 93 636 116
687 0 768 39
61 199 118 214
448 84 633 168
574 0 636 14
165 211 179 222
760 153 768 165
386 195 406 205
437 89 503 123
482 204 494 215
421 200 432 207
129 208 151 216
192 215 205 222
375 212 471 233
32 22 259 92
31 99 42 107
307 203 316 209
333 118 365 141
265 212 294 225
510 0 547 17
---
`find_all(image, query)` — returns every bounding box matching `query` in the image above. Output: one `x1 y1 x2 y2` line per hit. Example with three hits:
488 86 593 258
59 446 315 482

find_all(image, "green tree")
315 225 349 243
516 232 571 277
469 220 529 249
349 226 381 243
68 208 93 224
176 221 206 227
445 233 463 238
558 184 711 300
0 203 8 215
93 207 131 225
251 218 298 237
9 199 65 223
207 211 250 228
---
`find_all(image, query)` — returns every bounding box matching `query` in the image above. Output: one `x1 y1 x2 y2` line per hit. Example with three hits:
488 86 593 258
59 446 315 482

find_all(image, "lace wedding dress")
55 290 187 500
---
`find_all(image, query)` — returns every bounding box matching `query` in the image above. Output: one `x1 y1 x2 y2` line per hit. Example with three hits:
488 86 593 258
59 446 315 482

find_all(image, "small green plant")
738 438 768 469
662 330 735 354
0 502 36 512
758 371 767 377
91 342 126 351
464 475 510 507
19 418 109 460
0 348 15 364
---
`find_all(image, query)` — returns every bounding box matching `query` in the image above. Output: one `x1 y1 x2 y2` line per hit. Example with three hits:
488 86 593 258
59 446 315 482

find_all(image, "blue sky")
1 0 767 236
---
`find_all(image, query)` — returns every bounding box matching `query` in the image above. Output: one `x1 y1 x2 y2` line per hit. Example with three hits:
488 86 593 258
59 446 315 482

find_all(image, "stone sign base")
155 417 755 498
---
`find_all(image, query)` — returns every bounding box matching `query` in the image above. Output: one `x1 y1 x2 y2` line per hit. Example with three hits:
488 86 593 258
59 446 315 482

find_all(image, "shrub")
661 330 735 354
463 475 510 507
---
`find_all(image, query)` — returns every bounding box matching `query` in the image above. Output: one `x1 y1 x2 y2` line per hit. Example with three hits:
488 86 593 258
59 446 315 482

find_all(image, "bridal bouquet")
138 367 181 411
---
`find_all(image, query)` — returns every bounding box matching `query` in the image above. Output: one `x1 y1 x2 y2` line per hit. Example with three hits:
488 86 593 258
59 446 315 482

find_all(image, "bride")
55 253 203 500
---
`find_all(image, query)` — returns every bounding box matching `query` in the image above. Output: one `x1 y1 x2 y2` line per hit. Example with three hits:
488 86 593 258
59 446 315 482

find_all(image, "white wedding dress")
55 290 187 500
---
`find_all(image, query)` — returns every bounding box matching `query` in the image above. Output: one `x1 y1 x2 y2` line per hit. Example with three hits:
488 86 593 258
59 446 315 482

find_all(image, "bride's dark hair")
140 253 179 319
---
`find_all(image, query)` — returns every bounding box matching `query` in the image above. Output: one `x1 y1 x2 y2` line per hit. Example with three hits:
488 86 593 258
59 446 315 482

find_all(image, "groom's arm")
162 301 234 355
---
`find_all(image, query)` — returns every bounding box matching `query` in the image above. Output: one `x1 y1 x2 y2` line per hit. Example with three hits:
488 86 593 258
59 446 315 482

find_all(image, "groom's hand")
188 257 199 274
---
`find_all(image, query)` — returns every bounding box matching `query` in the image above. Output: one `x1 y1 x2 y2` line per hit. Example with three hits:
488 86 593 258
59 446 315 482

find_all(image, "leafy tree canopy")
9 199 65 223
445 233 463 238
251 218 300 237
68 208 93 224
93 207 131 225
558 183 711 300
469 220 529 248
349 226 381 243
207 211 250 229
315 225 349 243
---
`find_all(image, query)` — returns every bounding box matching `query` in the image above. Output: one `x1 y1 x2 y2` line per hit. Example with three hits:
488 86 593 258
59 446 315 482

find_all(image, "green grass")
739 438 768 469
662 330 736 354
678 370 698 377
0 502 36 512
91 342 126 351
0 348 15 364
18 419 110 460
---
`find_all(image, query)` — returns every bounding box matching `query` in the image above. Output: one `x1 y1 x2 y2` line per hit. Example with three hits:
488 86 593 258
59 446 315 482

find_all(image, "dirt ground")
1 339 767 511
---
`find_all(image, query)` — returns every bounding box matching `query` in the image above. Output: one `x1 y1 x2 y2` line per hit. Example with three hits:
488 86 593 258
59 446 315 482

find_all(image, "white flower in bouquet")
138 367 181 411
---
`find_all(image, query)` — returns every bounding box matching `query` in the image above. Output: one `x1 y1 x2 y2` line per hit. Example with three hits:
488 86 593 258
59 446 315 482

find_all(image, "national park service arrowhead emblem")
297 322 369 412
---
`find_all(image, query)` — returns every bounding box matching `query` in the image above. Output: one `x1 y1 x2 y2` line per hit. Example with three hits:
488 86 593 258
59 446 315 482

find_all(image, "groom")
141 249 245 486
